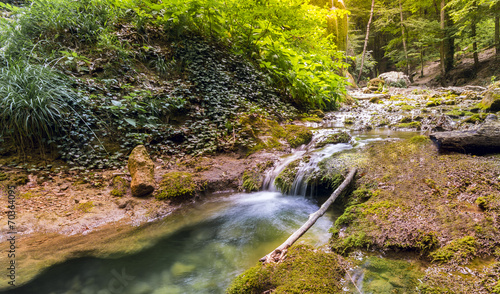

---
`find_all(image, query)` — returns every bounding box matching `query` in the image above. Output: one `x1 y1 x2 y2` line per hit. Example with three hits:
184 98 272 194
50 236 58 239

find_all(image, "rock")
430 114 500 154
480 81 500 112
378 71 410 88
128 145 155 197
367 78 385 91
345 71 358 89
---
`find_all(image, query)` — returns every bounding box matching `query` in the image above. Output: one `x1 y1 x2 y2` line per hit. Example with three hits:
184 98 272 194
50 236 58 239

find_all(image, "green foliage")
430 236 477 264
242 170 262 192
113 0 348 110
156 172 196 200
0 62 76 150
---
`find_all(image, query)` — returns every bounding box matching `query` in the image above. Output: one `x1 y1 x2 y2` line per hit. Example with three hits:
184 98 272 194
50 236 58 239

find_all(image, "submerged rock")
128 145 155 197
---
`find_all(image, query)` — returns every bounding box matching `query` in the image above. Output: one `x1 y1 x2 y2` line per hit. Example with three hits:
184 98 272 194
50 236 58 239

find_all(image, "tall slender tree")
358 0 375 83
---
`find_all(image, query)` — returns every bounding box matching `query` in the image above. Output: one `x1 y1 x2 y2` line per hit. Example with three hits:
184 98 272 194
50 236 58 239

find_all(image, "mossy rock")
395 121 421 130
426 99 442 107
274 159 300 194
242 170 262 192
315 131 351 148
110 176 129 197
480 81 500 112
430 236 477 264
368 78 385 91
462 113 487 124
156 172 196 200
226 245 345 294
284 125 312 148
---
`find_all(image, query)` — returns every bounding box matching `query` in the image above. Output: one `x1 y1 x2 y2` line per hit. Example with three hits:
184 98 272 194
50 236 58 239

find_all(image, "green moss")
156 172 196 200
409 135 431 144
110 176 128 197
369 96 380 103
284 125 312 148
430 236 477 264
242 170 262 192
76 201 94 213
401 104 415 111
445 109 473 117
426 99 442 107
462 113 487 123
344 117 355 124
0 172 7 181
395 121 421 129
347 187 378 206
274 159 300 194
226 245 345 294
300 116 322 123
315 131 351 148
476 195 497 211
21 192 37 199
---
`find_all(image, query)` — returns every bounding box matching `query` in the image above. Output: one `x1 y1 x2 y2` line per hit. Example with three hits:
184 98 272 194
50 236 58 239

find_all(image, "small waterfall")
263 128 354 196
289 143 352 196
262 150 305 191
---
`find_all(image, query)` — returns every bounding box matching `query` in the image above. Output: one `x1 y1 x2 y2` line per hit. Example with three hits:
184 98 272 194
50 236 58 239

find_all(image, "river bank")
2 83 500 291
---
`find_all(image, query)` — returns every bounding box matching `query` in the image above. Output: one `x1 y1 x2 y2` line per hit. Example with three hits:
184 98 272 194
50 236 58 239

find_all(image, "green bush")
0 62 76 149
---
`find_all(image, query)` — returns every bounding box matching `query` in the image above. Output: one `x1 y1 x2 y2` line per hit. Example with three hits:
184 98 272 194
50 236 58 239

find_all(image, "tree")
357 0 375 83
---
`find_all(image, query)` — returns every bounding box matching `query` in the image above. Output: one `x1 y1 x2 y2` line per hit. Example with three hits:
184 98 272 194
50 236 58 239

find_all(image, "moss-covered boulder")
274 159 300 194
156 172 196 200
367 78 385 91
284 125 313 148
480 81 500 112
110 176 129 197
315 131 351 148
226 245 345 294
128 145 155 197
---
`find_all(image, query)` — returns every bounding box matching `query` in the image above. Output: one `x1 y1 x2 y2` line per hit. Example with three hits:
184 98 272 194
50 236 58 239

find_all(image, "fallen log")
259 168 357 264
430 114 500 154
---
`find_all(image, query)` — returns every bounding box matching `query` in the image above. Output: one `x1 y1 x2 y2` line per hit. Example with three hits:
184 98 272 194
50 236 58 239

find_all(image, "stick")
260 168 357 264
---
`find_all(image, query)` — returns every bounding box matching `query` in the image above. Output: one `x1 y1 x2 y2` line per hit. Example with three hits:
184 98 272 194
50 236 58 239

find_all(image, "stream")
5 123 418 294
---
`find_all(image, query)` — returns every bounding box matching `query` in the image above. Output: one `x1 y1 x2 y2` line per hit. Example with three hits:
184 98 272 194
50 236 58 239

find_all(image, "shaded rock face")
430 115 500 154
128 145 155 197
378 71 410 88
480 82 500 112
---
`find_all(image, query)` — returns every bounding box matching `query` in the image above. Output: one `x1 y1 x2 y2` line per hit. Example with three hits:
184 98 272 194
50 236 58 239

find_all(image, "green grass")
0 61 76 149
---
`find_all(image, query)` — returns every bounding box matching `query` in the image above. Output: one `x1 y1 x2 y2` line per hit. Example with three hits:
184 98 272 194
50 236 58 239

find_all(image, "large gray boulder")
128 145 155 197
378 71 410 88
430 115 500 154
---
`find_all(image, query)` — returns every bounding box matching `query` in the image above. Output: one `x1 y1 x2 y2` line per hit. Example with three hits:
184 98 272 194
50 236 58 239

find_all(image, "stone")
378 71 410 88
128 145 155 197
480 81 500 112
367 78 384 91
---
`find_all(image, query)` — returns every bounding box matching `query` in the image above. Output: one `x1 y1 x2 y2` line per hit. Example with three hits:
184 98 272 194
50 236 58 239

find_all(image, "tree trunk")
496 15 499 58
472 0 479 70
399 0 409 75
440 0 446 81
471 20 479 69
444 13 455 73
430 115 500 155
260 169 357 264
357 0 375 83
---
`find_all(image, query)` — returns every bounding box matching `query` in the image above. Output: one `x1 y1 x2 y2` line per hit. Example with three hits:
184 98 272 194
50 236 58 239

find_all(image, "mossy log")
260 168 357 264
430 114 500 154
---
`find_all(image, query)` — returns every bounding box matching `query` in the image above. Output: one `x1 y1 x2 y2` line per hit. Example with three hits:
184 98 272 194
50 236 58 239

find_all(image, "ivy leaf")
124 118 137 127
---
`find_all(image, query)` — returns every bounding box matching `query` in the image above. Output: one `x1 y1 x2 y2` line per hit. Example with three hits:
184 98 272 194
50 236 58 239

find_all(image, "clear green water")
7 192 340 294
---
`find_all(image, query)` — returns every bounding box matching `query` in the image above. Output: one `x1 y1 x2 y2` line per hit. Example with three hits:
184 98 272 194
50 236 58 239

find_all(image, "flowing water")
5 126 419 294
